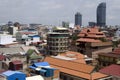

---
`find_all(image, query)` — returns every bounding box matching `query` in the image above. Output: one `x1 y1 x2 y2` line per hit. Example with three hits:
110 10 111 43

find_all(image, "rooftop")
77 38 101 43
98 47 120 58
44 57 108 79
98 52 120 58
2 71 24 76
0 47 24 55
112 47 120 55
77 27 106 41
0 55 5 61
59 51 86 64
11 60 22 65
99 64 120 77
53 27 68 30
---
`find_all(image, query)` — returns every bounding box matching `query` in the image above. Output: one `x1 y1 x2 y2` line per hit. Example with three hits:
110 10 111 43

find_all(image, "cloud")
0 0 119 25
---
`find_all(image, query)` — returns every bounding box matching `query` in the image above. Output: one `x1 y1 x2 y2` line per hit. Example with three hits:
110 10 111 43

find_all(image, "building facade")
62 21 69 28
47 27 69 56
97 47 120 69
75 12 82 27
97 2 106 27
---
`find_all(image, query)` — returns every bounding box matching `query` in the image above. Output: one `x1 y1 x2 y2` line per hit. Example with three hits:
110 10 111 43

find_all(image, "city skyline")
75 12 82 26
0 0 119 26
97 2 106 27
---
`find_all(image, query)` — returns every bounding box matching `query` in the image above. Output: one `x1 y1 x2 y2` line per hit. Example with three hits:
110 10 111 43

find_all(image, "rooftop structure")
99 64 120 79
0 70 26 80
54 51 86 64
28 62 59 79
44 56 111 80
97 47 120 68
76 27 110 58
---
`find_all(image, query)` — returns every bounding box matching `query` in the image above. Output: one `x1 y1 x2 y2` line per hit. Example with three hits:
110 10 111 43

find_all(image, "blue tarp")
29 35 40 38
2 71 26 80
32 62 50 67
29 66 36 70
2 71 24 77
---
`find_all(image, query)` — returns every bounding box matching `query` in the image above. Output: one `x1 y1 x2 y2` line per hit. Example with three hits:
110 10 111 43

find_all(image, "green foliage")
70 34 78 40
99 38 107 42
112 40 119 48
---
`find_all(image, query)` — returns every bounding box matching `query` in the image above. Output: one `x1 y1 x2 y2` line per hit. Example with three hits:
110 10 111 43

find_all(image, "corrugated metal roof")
33 62 50 67
0 47 24 55
2 71 24 77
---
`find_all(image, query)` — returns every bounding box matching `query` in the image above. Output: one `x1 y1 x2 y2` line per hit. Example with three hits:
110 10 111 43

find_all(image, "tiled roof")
91 72 109 80
44 57 94 74
112 48 120 54
98 52 120 58
60 51 86 64
78 27 105 39
87 34 105 38
80 27 100 33
99 64 120 77
77 38 101 43
51 65 90 79
60 51 84 59
44 57 108 79
77 33 85 37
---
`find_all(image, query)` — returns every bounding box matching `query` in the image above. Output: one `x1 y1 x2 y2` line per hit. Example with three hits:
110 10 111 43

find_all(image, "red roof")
11 60 22 65
44 57 109 79
0 55 5 61
99 64 120 77
77 27 106 39
77 38 101 43
87 34 105 38
112 48 120 54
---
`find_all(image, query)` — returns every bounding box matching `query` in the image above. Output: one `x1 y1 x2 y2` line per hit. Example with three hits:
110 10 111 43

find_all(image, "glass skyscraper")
97 2 106 27
75 12 82 27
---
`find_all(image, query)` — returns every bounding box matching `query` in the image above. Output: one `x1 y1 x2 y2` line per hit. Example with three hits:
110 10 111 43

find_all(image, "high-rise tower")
97 2 106 27
75 12 82 27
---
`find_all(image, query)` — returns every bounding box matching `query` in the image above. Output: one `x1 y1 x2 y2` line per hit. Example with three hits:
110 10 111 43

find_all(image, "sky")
0 0 120 26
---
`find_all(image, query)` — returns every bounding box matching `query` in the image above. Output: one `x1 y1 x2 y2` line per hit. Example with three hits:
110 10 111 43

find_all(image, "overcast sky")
0 0 119 26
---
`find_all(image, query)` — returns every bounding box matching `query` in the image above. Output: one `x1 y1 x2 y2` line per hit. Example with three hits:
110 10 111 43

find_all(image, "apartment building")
47 27 69 56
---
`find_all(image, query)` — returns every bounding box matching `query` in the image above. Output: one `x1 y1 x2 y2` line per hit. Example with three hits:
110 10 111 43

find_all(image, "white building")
0 34 16 45
8 26 19 36
16 32 37 41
